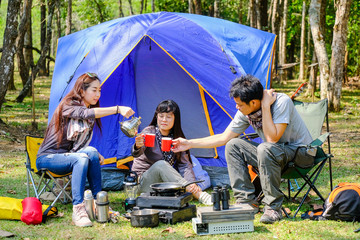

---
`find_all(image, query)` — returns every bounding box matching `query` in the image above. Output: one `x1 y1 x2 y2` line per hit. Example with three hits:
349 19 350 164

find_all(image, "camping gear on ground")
123 171 140 211
21 197 43 225
0 197 57 222
130 209 160 228
240 98 333 218
192 204 255 235
120 116 142 138
84 190 96 221
302 182 360 222
142 133 155 147
150 180 204 194
49 12 276 188
135 187 196 224
95 191 110 223
221 186 230 210
25 135 72 221
211 187 221 211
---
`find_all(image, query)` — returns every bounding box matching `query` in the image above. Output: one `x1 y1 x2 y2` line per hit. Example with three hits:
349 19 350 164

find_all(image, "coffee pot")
120 116 141 138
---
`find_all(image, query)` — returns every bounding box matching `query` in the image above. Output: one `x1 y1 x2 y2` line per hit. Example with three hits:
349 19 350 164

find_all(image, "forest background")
0 0 360 239
0 0 359 117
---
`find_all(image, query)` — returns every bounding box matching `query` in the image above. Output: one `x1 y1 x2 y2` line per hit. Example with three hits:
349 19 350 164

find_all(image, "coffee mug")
161 137 173 152
142 133 155 147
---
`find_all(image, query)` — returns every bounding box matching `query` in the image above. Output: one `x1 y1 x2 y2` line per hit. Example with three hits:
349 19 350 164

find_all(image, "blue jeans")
36 146 102 205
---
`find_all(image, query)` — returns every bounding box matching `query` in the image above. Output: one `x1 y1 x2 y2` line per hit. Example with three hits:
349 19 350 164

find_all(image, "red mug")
161 137 173 152
143 133 155 147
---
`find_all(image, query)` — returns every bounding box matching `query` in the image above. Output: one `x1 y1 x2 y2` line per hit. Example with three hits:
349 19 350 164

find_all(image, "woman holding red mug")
132 100 211 205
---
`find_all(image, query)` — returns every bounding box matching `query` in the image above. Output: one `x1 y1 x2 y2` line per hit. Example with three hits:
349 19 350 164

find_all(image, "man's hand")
262 89 277 108
172 137 191 152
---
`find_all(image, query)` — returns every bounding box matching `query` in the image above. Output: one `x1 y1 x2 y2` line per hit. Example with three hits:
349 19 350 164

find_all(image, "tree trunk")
16 0 32 92
16 0 56 103
0 0 21 111
249 0 256 28
309 0 330 100
280 0 288 83
329 0 352 111
299 1 306 82
255 0 261 29
214 0 220 18
238 0 243 24
119 0 124 17
8 69 16 90
52 0 61 57
151 0 154 12
193 0 202 15
307 51 318 99
24 0 34 95
66 0 72 35
188 0 193 13
259 0 268 30
128 0 134 15
140 0 144 14
39 0 47 76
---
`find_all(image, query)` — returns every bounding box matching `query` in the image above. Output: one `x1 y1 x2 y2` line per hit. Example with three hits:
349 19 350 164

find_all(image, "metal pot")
150 180 204 193
130 209 160 228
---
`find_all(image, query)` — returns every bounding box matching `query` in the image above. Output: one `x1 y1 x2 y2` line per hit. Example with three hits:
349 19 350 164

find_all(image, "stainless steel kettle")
120 116 141 138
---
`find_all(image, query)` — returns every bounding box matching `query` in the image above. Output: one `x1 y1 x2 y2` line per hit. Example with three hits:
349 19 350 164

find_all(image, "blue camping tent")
50 12 276 172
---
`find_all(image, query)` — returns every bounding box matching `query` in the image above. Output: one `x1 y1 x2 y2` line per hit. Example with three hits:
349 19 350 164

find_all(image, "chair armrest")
309 132 330 148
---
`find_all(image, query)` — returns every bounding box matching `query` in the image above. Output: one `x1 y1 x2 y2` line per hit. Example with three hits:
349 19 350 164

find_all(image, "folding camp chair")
241 98 333 218
281 98 333 217
25 135 72 210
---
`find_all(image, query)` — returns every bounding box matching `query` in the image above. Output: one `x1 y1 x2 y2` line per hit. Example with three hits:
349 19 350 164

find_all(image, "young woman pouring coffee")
36 73 135 227
131 100 212 205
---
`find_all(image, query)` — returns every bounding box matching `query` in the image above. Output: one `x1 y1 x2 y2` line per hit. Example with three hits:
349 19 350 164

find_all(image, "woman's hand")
99 153 105 165
186 183 202 199
118 106 135 118
135 134 145 149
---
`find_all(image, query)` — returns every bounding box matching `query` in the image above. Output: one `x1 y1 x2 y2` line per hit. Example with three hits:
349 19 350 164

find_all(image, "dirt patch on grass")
0 121 42 151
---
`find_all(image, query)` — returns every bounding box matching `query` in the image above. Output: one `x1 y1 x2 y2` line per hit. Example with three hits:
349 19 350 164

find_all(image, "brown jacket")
37 101 95 157
131 126 196 182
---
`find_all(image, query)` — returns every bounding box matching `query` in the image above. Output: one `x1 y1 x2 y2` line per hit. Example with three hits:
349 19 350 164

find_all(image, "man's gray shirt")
228 93 312 147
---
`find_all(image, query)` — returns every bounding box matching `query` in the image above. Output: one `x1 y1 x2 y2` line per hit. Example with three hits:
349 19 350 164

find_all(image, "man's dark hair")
229 75 264 104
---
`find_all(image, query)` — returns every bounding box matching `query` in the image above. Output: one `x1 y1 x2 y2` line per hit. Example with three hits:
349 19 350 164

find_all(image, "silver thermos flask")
96 191 110 223
84 189 95 221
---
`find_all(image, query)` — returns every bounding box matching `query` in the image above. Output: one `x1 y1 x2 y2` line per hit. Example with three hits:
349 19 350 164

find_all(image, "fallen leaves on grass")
161 227 175 234
185 233 195 238
7 190 16 194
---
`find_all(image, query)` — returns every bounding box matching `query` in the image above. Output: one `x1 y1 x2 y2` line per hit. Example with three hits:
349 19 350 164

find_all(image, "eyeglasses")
86 72 99 78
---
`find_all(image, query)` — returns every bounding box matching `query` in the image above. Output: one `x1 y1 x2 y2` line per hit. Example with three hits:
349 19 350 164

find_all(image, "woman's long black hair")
149 100 191 164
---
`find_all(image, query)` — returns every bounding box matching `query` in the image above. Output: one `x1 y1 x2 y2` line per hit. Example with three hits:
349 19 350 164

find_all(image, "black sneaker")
259 208 283 224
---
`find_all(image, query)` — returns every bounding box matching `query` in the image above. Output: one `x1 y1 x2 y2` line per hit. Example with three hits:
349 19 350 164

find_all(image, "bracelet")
116 105 119 114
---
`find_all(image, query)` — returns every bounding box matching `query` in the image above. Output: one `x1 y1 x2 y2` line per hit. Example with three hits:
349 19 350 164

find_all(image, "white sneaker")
72 202 93 227
199 192 213 205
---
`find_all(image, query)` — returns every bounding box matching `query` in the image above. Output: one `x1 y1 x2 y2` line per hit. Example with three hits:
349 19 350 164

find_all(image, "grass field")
0 72 359 239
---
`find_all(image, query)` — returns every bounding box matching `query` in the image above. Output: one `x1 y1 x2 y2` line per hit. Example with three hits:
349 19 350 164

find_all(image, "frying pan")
150 180 204 193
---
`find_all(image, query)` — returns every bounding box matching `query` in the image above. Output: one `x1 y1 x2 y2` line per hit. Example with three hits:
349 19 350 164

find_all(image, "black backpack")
302 182 360 222
322 182 360 222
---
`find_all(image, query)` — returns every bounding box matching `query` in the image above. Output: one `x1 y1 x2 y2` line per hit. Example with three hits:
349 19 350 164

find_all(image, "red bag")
21 197 42 225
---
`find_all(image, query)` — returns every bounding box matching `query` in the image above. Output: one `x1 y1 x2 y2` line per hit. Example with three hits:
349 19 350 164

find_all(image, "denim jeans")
36 146 102 205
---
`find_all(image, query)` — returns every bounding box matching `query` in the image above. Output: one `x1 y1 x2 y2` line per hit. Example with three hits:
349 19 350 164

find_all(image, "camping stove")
135 191 196 224
192 204 256 235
